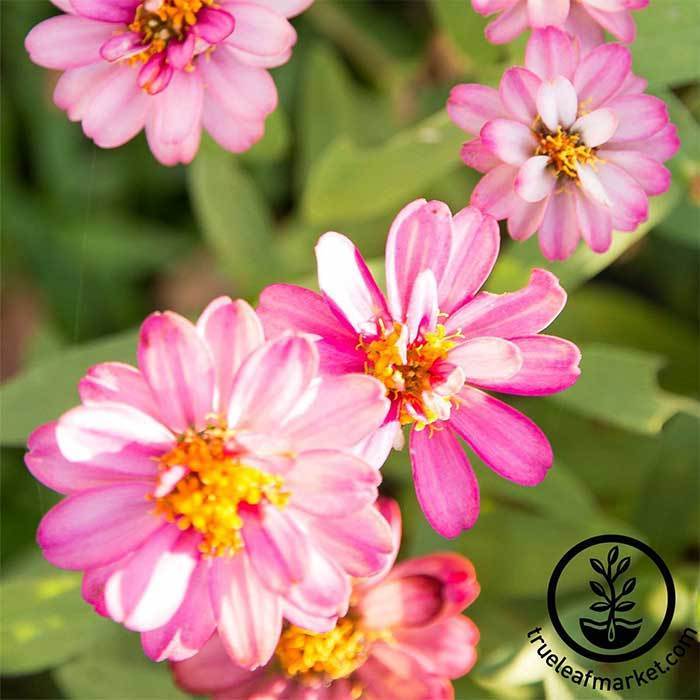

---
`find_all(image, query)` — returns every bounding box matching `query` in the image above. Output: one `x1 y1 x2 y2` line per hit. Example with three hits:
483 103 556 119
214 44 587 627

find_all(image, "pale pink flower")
448 27 679 260
25 0 313 165
472 0 649 49
257 200 581 537
172 499 481 700
26 297 394 669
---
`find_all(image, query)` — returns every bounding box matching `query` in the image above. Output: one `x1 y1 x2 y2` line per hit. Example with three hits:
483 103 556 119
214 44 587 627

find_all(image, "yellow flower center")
536 127 598 180
275 618 390 689
153 429 289 557
128 0 215 61
360 320 460 427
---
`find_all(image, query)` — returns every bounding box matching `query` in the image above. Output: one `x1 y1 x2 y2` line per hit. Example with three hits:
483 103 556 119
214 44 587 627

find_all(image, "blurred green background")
1 1 698 698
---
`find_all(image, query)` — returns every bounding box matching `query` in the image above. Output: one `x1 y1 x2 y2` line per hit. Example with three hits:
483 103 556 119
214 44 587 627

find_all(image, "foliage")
1 1 698 699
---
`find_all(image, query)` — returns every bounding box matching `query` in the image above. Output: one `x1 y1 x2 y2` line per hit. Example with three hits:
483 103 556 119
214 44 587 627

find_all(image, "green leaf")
549 343 699 435
0 330 137 446
0 569 104 674
487 185 682 294
188 141 279 296
632 0 700 87
55 627 189 699
301 110 464 225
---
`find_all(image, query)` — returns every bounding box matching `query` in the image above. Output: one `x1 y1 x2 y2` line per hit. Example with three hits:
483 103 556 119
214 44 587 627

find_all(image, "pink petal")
471 335 581 395
356 497 403 589
575 190 613 252
525 27 577 81
282 374 390 451
573 43 632 111
56 403 172 473
596 162 649 230
70 0 138 22
499 67 541 125
202 97 264 155
394 617 480 678
309 505 394 578
409 428 479 537
405 270 439 343
240 0 314 17
445 268 566 339
472 0 514 12
515 155 556 202
37 482 161 570
196 297 264 414
583 5 636 42
25 15 114 69
211 552 282 669
79 362 160 420
576 162 611 208
385 199 453 322
536 76 578 131
460 137 502 173
227 335 317 432
528 0 569 26
480 118 537 166
315 232 390 333
53 62 115 122
351 418 400 471
469 164 520 220
448 337 522 383
104 526 198 631
439 207 500 313
223 2 295 57
564 1 605 51
166 34 196 71
537 189 581 260
447 84 504 134
450 386 553 486
507 197 549 241
485 1 529 44
597 150 671 195
607 94 669 143
242 506 308 595
193 7 235 44
141 558 216 662
286 450 381 517
613 123 680 163
138 311 215 433
572 108 618 148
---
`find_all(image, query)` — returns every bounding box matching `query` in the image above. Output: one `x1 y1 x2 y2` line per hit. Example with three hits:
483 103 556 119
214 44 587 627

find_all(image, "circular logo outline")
547 534 676 663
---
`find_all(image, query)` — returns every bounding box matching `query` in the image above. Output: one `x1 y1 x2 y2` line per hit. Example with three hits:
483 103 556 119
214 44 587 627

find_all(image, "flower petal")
515 155 556 202
573 43 632 111
499 67 541 125
223 2 295 58
525 27 577 81
138 311 215 433
409 427 479 537
596 162 649 231
470 164 520 220
445 268 566 340
575 189 613 252
507 197 549 241
405 270 439 343
37 483 161 570
315 232 390 333
538 189 581 260
607 94 669 143
573 108 618 148
70 0 139 22
536 77 578 131
460 137 502 173
196 297 264 414
485 1 529 44
597 149 671 196
528 0 569 26
448 337 523 383
447 84 503 134
480 119 537 166
451 386 553 486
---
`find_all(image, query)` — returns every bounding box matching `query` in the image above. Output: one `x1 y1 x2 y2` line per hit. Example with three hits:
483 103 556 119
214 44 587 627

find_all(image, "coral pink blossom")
172 499 480 699
25 297 394 668
448 27 679 260
257 200 581 537
472 0 649 49
25 0 313 165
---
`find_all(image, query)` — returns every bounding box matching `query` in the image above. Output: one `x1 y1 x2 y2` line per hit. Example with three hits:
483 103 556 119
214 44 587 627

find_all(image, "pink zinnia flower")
448 27 679 260
258 200 581 537
25 0 313 165
472 0 649 49
172 499 481 700
25 297 394 668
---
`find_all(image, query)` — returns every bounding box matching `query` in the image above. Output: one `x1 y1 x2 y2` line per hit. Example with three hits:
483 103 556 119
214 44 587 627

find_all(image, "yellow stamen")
536 127 598 180
153 429 289 557
275 618 391 687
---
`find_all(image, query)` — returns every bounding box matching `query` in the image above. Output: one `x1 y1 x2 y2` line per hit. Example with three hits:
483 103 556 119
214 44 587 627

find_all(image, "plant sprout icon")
579 545 643 650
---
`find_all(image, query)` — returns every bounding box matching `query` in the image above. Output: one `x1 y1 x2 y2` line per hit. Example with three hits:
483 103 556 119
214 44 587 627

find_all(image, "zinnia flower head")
172 499 481 699
258 199 581 537
26 297 394 668
472 0 649 49
25 0 313 164
448 27 679 260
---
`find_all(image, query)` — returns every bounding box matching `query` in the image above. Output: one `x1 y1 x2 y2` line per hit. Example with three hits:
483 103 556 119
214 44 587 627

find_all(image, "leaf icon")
608 546 619 566
616 601 636 612
590 558 606 576
590 601 610 612
622 578 636 596
590 580 607 598
616 556 631 577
